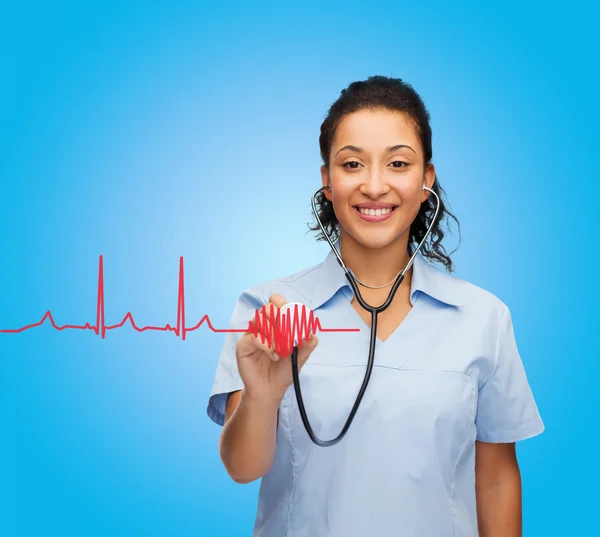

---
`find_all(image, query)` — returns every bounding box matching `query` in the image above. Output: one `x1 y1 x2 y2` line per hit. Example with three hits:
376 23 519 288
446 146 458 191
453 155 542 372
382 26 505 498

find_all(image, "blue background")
1 1 597 535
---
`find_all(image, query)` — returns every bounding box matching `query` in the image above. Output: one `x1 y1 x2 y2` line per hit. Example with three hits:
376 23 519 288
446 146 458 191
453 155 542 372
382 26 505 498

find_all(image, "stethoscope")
280 184 441 447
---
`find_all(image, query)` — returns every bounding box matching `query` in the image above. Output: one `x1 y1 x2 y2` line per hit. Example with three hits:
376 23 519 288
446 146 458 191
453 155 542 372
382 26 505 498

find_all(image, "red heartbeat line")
0 256 360 343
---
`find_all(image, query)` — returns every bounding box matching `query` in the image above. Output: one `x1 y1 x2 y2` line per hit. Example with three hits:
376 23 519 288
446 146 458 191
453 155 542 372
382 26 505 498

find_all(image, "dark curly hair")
308 75 461 272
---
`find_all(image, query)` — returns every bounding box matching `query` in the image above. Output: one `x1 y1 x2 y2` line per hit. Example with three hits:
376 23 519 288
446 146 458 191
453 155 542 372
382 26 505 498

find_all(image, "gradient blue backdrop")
1 1 597 535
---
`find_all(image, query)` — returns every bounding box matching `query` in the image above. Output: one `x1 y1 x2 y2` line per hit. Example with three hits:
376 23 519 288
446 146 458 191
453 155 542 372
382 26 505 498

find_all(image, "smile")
353 205 398 222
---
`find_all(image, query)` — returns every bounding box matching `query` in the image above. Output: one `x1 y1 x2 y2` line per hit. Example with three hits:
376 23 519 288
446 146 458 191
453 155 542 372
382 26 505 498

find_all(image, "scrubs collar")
311 238 464 310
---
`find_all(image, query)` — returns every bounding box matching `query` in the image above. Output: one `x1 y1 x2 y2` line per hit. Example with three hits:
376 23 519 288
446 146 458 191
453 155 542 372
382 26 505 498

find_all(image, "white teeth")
358 207 393 216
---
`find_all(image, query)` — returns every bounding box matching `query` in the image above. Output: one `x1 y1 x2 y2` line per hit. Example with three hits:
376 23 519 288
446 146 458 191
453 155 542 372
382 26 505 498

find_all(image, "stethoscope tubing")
291 185 440 447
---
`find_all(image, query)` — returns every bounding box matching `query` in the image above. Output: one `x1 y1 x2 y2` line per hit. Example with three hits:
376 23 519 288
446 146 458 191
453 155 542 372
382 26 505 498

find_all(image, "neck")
338 230 413 288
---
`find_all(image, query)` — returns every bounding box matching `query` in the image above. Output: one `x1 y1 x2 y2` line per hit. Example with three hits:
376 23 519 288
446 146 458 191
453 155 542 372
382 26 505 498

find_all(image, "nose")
359 167 390 198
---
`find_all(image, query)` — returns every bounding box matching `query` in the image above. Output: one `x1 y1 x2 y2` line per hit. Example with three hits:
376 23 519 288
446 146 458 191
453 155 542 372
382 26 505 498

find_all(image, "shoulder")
438 267 509 322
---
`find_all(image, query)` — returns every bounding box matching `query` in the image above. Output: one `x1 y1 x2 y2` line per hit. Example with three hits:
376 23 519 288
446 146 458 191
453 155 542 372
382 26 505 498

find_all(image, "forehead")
334 109 420 150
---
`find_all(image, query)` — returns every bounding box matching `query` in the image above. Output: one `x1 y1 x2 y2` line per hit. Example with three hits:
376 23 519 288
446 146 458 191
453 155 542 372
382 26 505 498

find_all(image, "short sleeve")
206 287 266 426
475 305 545 443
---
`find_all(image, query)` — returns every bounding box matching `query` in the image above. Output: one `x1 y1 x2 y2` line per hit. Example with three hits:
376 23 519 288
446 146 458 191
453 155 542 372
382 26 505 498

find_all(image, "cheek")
329 181 355 205
394 182 422 206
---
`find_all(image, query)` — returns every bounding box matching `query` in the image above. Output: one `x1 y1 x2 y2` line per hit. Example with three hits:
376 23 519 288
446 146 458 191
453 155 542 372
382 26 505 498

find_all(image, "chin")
344 228 404 250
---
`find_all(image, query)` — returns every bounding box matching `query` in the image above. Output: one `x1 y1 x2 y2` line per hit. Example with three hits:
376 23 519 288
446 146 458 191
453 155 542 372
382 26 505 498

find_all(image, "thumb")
268 293 288 309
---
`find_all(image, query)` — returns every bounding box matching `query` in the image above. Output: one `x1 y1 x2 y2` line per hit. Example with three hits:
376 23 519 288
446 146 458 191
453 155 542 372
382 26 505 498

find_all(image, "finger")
254 309 273 350
269 293 290 356
272 294 301 357
242 318 278 359
267 296 288 358
244 303 273 350
297 333 318 366
302 332 318 351
269 293 287 308
258 303 280 357
255 307 284 363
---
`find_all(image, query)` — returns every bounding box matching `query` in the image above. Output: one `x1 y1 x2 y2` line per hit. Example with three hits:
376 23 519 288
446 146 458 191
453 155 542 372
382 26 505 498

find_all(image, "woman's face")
321 108 435 250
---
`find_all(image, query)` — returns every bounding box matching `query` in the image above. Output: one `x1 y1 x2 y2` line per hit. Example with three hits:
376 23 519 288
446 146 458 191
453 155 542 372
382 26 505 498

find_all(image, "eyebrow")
335 144 416 157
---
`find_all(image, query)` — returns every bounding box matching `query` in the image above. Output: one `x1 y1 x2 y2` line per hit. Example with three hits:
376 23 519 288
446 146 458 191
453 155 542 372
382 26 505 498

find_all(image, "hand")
236 293 319 403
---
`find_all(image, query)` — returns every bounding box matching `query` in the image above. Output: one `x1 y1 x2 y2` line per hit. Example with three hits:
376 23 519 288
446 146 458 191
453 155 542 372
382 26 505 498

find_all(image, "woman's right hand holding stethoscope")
236 293 319 403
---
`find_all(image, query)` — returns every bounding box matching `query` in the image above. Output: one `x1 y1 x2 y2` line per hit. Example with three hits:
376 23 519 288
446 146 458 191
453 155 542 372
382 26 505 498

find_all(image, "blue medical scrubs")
207 242 545 536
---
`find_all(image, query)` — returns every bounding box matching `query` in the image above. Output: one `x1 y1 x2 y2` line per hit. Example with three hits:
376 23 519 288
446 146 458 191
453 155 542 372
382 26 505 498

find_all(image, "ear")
320 165 333 202
421 163 436 203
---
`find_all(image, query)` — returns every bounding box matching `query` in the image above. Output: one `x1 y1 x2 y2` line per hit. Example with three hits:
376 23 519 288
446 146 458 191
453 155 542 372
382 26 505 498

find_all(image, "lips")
353 205 398 222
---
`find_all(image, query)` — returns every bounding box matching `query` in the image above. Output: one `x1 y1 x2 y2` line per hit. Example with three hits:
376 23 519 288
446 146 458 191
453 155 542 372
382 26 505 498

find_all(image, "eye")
342 160 408 169
342 161 361 169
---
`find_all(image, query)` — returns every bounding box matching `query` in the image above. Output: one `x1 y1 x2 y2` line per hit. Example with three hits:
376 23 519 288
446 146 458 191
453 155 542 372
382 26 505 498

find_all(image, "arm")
216 293 318 485
475 440 522 537
218 389 282 484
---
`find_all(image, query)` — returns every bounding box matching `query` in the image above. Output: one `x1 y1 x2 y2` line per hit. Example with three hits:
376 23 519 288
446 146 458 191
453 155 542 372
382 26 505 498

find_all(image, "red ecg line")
250 302 358 356
0 256 361 343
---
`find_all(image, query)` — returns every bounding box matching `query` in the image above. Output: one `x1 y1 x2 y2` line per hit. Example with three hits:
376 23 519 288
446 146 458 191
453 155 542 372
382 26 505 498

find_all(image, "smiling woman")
310 77 459 273
207 75 545 537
